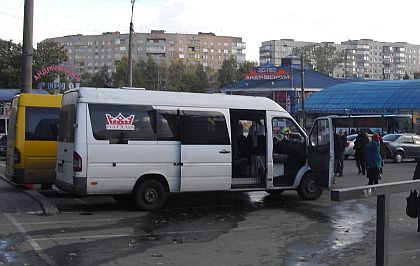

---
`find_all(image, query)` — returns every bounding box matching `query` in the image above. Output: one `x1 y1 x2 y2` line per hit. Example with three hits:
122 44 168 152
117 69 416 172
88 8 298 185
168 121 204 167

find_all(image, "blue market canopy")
0 89 49 102
303 80 420 114
224 64 346 93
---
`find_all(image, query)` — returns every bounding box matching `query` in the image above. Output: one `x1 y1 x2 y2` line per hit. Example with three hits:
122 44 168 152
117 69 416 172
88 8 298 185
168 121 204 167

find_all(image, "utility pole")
300 54 306 129
127 0 135 87
22 0 34 93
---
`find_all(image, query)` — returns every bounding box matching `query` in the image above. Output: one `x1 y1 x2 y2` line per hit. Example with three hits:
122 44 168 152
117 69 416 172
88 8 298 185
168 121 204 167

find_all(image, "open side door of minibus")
307 117 334 188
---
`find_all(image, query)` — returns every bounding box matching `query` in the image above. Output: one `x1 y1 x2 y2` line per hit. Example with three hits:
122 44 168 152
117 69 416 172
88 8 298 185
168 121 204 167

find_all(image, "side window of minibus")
157 110 180 141
180 111 230 145
89 104 155 142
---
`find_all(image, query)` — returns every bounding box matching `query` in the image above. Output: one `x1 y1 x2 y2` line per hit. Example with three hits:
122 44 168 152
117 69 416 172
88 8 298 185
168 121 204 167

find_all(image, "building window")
179 54 184 59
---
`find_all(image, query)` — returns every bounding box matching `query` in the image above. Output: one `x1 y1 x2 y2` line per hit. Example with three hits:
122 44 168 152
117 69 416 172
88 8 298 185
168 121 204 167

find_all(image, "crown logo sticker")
105 113 135 130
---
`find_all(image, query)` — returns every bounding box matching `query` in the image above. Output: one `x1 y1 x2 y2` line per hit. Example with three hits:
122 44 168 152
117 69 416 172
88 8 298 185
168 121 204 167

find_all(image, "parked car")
382 133 420 163
0 135 7 156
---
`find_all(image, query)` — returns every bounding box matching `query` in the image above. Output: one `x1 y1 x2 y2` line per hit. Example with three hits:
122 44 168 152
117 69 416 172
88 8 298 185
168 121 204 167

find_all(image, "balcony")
145 45 166 54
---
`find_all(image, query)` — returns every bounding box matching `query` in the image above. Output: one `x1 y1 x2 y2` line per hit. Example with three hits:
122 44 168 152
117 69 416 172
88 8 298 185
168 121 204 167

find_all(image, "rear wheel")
133 179 167 211
297 172 323 200
394 151 404 163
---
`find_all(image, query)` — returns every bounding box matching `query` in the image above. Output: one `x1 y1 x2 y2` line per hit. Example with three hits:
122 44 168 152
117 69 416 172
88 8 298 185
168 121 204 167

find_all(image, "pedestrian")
365 133 383 185
413 157 420 180
375 130 390 178
334 129 346 177
354 130 369 175
412 155 420 232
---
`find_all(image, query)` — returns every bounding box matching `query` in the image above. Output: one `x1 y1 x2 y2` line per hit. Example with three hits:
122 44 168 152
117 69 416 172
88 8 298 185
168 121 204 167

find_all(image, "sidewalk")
0 176 59 215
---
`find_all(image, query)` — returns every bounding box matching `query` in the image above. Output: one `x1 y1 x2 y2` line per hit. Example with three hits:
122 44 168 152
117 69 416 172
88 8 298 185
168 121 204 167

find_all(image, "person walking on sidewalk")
334 129 346 179
354 130 369 175
365 133 383 185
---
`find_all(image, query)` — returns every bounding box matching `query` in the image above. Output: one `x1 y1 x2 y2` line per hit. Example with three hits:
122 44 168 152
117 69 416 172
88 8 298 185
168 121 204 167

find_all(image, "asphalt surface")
0 159 420 265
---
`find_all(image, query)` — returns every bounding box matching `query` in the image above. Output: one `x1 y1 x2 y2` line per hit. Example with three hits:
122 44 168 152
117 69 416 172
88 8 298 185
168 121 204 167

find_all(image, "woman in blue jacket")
365 133 383 185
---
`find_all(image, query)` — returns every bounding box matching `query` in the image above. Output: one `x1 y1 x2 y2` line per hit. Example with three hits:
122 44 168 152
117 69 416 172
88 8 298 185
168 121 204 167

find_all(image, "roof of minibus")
15 93 62 107
69 87 287 113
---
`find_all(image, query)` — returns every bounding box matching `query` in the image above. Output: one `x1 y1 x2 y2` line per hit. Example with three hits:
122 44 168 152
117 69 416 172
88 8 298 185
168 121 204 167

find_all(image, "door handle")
64 149 68 152
219 149 231 154
173 162 184 166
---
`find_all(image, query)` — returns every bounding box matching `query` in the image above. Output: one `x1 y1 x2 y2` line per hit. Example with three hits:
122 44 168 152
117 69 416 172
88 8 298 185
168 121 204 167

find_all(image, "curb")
23 190 60 215
1 175 60 215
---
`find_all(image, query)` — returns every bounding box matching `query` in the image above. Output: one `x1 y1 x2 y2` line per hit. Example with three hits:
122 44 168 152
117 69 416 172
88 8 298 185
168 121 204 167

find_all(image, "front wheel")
297 172 323 200
394 151 404 163
133 179 167 211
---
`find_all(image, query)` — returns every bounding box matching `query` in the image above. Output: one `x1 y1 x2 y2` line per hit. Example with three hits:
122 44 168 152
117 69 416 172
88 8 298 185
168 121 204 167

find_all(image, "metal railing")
331 179 420 266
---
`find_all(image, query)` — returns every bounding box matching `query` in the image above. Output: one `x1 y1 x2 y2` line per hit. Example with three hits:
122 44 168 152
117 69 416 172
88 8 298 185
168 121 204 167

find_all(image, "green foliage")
80 66 113 88
414 72 420 79
33 41 68 71
0 39 22 88
166 59 187 91
0 39 68 88
293 43 344 76
218 58 238 89
237 60 258 81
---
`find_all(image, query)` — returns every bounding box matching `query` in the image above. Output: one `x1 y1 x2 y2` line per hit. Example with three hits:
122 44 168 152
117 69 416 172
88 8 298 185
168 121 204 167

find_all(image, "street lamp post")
128 0 135 87
22 0 34 93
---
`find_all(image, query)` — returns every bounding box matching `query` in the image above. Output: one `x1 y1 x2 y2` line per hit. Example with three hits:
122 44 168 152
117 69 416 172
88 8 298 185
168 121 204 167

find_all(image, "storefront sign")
34 65 81 82
245 66 290 80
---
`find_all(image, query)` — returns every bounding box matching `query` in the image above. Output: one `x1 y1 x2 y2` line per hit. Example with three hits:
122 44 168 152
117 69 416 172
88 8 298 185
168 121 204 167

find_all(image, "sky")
1 0 420 63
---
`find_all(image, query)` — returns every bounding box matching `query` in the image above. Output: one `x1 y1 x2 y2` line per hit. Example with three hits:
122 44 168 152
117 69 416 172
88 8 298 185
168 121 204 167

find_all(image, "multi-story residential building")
46 30 246 75
260 39 420 80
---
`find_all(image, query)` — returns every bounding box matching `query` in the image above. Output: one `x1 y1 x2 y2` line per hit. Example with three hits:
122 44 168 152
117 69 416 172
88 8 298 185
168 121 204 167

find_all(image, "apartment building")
47 30 246 75
260 39 420 80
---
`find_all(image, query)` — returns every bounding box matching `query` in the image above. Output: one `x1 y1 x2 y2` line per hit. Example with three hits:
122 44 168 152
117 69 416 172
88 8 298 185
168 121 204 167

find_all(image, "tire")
266 189 284 195
133 179 167 211
394 151 404 163
297 172 323 200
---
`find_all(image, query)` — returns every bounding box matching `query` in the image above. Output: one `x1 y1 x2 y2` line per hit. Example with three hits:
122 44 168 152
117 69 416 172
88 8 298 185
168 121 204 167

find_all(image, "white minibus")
55 87 333 210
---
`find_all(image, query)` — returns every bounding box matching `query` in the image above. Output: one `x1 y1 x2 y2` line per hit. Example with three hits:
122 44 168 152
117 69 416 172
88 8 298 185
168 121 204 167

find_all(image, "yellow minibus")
6 94 62 184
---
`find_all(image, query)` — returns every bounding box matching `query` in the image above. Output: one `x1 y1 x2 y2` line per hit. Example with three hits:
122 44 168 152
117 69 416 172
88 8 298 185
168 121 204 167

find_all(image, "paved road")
0 159 419 265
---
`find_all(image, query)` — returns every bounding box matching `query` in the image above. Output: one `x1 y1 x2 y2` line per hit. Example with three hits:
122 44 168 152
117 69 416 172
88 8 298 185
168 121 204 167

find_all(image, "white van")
55 87 333 210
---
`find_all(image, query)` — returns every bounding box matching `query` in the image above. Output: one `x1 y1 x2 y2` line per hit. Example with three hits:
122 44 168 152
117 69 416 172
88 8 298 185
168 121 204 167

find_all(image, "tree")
0 39 22 88
293 43 344 76
91 66 113 88
33 41 67 71
80 72 94 87
218 58 238 89
114 56 144 88
237 60 257 81
167 59 187 91
143 56 161 90
192 64 210 93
